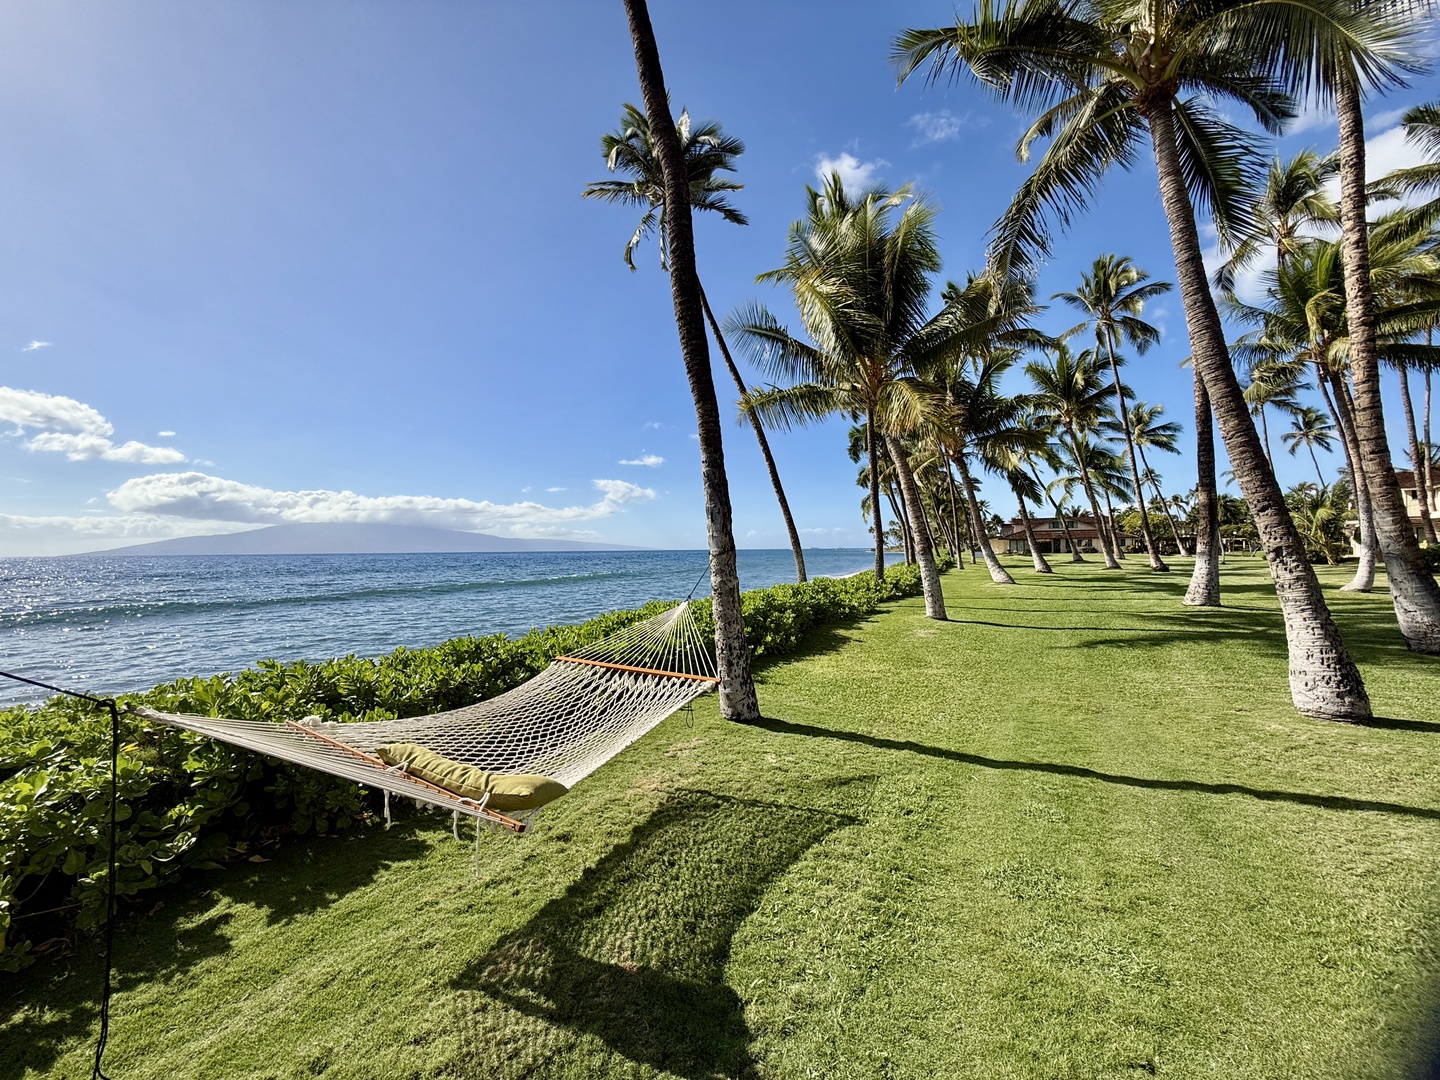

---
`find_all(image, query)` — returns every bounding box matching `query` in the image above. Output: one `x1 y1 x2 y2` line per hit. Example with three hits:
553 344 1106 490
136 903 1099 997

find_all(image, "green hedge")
0 563 924 969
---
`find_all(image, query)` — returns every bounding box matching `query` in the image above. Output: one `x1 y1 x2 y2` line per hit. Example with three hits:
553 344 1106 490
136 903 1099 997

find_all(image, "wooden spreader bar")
553 655 720 683
283 721 528 833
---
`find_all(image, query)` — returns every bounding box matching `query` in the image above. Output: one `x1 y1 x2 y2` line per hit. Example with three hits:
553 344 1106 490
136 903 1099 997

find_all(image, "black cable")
92 698 119 1080
0 669 120 1079
685 554 712 601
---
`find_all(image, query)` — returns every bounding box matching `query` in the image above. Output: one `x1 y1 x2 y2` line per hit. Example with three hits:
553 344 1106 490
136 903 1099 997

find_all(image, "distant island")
82 523 644 556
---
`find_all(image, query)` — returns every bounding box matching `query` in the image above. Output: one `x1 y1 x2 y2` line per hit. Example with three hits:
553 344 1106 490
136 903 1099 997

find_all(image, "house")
1396 470 1440 535
988 515 1115 556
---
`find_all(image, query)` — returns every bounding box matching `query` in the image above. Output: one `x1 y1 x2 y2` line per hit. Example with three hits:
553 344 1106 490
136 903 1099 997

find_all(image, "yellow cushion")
374 743 568 811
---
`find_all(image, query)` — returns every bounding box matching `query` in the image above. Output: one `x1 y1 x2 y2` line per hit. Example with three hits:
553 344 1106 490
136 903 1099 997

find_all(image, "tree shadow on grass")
0 822 433 1080
450 785 863 1080
749 717 1440 823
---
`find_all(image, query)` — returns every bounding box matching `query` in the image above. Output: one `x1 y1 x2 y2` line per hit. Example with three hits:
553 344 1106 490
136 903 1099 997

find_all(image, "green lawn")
5 557 1440 1079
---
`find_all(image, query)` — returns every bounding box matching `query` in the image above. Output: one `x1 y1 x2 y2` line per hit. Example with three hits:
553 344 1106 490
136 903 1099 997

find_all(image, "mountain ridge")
79 523 645 556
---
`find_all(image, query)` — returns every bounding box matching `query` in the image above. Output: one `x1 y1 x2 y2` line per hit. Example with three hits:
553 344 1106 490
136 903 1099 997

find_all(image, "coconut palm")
1055 254 1173 570
894 0 1377 717
1026 344 1124 568
618 0 757 720
1240 359 1307 465
1231 233 1440 590
1119 401 1189 554
1282 8 1440 650
584 103 809 584
733 176 949 619
1213 149 1339 290
1283 405 1337 487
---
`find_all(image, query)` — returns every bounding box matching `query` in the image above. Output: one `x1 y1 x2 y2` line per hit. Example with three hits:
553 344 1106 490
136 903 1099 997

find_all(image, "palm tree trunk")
951 451 1016 585
1014 491 1054 573
1135 440 1188 555
945 461 964 567
1100 487 1125 559
887 483 913 564
1327 371 1377 593
884 434 947 618
1425 362 1434 503
622 0 759 721
1147 99 1368 718
1068 431 1121 569
1258 406 1274 467
1032 464 1085 561
1105 343 1168 571
1184 374 1221 606
698 285 808 582
1398 360 1439 545
866 410 885 580
1336 70 1440 652
1307 443 1325 489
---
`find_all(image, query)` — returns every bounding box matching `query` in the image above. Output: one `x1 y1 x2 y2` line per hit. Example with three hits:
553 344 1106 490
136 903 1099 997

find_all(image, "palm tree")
1288 8 1440 650
1121 401 1189 554
1231 233 1440 591
1240 359 1306 465
1212 149 1339 290
1283 405 1337 487
1054 254 1173 570
894 0 1374 717
583 104 809 584
619 0 758 721
733 176 949 619
1026 344 1124 569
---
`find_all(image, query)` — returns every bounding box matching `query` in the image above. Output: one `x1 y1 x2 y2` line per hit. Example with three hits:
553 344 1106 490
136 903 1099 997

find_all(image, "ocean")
0 549 888 707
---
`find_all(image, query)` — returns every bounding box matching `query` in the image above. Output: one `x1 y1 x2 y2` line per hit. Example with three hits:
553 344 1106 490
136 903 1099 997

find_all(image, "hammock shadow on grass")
450 786 861 1080
0 823 433 1080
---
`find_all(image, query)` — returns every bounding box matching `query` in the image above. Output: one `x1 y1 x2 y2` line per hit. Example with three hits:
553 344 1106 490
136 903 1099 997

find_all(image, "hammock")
132 601 717 833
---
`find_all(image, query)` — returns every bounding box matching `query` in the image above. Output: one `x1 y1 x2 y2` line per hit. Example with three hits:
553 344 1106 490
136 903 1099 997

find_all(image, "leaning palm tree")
1054 254 1173 570
893 0 1376 717
1283 405 1337 487
584 103 809 583
619 0 758 721
733 176 949 619
1281 6 1440 651
1240 359 1307 465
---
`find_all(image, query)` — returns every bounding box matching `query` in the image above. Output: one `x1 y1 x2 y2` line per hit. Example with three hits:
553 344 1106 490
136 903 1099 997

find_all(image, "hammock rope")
132 600 717 832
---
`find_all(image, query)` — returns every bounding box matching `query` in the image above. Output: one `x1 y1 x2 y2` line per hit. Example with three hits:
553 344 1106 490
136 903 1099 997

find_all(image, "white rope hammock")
131 602 717 833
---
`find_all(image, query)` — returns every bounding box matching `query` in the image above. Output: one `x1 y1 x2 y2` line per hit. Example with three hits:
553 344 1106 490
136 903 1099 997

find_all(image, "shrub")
0 565 924 968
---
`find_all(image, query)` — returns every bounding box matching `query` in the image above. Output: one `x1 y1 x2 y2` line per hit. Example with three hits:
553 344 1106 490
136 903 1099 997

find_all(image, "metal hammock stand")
132 600 718 834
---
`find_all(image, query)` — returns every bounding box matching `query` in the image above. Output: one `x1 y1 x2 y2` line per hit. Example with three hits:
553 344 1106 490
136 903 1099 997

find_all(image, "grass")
4 556 1440 1079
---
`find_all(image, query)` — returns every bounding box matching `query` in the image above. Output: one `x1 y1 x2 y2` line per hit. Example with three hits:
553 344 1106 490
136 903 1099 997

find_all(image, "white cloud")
906 110 977 145
0 387 112 435
102 472 656 534
22 341 51 352
27 432 186 464
814 152 888 191
546 486 566 492
643 421 665 430
157 430 176 438
0 386 184 464
619 453 664 467
1287 102 1335 136
1367 106 1410 132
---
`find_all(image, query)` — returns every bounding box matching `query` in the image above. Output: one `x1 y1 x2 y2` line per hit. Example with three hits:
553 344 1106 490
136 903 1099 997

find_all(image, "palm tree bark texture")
1184 376 1222 607
1335 73 1440 651
1148 98 1369 718
620 0 760 721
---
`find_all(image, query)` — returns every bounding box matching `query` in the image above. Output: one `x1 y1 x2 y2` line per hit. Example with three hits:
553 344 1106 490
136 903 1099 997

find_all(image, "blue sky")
2 1 1437 556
